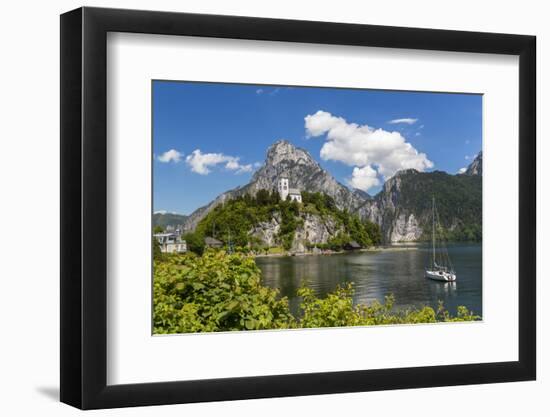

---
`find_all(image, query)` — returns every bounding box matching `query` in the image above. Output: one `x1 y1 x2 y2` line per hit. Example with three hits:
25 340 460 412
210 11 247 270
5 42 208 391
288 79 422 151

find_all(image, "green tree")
183 231 205 255
364 220 382 245
152 236 163 261
255 189 271 206
153 225 164 234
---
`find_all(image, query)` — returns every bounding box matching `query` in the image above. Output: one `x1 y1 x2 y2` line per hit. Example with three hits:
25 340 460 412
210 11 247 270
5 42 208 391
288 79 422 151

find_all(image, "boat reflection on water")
432 281 457 297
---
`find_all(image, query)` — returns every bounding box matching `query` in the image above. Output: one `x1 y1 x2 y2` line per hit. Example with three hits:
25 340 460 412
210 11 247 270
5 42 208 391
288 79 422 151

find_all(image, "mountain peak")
257 141 321 181
183 140 369 231
465 151 482 176
394 168 420 177
269 139 292 149
265 140 316 166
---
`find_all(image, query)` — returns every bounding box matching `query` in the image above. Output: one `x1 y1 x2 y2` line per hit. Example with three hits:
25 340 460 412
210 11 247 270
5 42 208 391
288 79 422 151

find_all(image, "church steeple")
277 177 289 201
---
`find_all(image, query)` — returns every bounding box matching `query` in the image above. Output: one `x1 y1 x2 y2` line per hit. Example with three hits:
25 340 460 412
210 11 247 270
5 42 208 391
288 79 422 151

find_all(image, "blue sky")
153 81 482 215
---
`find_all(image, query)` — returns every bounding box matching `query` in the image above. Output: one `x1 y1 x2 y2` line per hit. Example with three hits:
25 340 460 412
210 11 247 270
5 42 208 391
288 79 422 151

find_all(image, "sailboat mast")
432 196 436 267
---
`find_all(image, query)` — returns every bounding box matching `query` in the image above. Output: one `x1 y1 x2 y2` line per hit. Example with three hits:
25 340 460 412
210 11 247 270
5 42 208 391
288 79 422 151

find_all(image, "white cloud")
224 160 240 170
225 159 253 174
387 118 418 125
348 165 381 191
185 149 255 175
304 111 433 191
256 89 264 95
458 167 467 174
157 149 183 163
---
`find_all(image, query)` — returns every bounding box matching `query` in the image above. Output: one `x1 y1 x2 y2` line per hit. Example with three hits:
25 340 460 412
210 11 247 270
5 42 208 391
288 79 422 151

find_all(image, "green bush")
183 231 205 255
153 251 294 334
297 285 478 327
153 252 480 334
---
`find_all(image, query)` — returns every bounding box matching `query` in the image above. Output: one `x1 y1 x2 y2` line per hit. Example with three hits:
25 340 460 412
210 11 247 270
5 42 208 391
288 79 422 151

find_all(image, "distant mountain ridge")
358 169 482 241
153 212 188 229
180 140 482 242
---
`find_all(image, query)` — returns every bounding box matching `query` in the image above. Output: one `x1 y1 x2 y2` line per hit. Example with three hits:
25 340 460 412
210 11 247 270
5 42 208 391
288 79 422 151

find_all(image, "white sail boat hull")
425 269 456 282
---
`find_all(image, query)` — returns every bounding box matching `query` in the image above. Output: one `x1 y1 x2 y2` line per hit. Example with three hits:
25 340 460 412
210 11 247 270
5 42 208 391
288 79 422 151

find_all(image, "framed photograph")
60 6 536 409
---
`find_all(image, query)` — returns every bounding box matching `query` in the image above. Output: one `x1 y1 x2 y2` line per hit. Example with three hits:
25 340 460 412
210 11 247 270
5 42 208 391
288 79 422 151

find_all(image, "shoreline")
253 245 419 258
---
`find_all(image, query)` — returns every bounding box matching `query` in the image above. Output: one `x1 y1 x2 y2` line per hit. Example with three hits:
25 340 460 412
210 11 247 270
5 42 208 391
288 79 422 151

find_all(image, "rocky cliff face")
359 168 482 242
184 140 368 231
292 213 344 252
248 211 344 252
248 214 281 248
465 152 482 176
358 170 425 242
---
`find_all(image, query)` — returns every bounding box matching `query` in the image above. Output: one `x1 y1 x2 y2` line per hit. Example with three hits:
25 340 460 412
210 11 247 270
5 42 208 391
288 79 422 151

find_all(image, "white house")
277 177 302 203
154 233 187 253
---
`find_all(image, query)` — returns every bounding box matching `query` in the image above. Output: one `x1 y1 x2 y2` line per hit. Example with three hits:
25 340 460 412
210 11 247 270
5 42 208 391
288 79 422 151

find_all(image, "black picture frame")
60 6 536 410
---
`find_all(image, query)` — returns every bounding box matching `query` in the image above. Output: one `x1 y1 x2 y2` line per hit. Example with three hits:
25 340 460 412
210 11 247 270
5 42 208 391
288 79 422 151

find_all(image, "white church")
277 177 302 203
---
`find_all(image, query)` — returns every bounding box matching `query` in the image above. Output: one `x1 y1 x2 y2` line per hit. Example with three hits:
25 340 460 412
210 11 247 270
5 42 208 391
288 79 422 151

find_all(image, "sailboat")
425 197 457 282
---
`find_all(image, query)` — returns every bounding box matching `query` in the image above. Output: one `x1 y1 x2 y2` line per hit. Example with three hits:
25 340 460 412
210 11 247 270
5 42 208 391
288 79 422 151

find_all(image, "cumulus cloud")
458 167 467 174
225 159 254 174
349 165 381 191
157 149 183 163
387 118 418 125
185 149 255 175
304 110 433 191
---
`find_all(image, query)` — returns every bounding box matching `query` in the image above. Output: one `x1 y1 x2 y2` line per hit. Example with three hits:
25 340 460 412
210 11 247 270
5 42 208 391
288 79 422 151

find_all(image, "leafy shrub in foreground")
153 251 294 334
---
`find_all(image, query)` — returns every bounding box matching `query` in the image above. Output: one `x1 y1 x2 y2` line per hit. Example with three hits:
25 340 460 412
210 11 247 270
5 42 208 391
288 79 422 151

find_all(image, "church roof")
288 188 301 195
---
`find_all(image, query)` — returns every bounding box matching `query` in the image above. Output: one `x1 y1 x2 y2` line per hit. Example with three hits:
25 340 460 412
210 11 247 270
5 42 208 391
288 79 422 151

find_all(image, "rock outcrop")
357 170 425 242
465 152 482 176
291 213 344 252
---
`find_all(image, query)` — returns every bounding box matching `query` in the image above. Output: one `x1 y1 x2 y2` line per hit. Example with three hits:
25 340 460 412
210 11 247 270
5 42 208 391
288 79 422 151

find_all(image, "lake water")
255 243 482 318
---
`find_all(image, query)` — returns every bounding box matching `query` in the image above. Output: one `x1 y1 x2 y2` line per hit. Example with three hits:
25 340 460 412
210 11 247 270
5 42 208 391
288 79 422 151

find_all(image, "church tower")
277 177 289 201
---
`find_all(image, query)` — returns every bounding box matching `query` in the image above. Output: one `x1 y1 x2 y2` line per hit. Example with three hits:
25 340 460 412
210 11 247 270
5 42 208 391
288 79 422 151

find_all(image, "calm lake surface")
255 243 482 317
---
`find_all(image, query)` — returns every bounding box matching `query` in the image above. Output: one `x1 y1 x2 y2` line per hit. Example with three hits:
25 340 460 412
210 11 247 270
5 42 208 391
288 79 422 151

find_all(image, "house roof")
288 188 301 195
204 236 223 245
